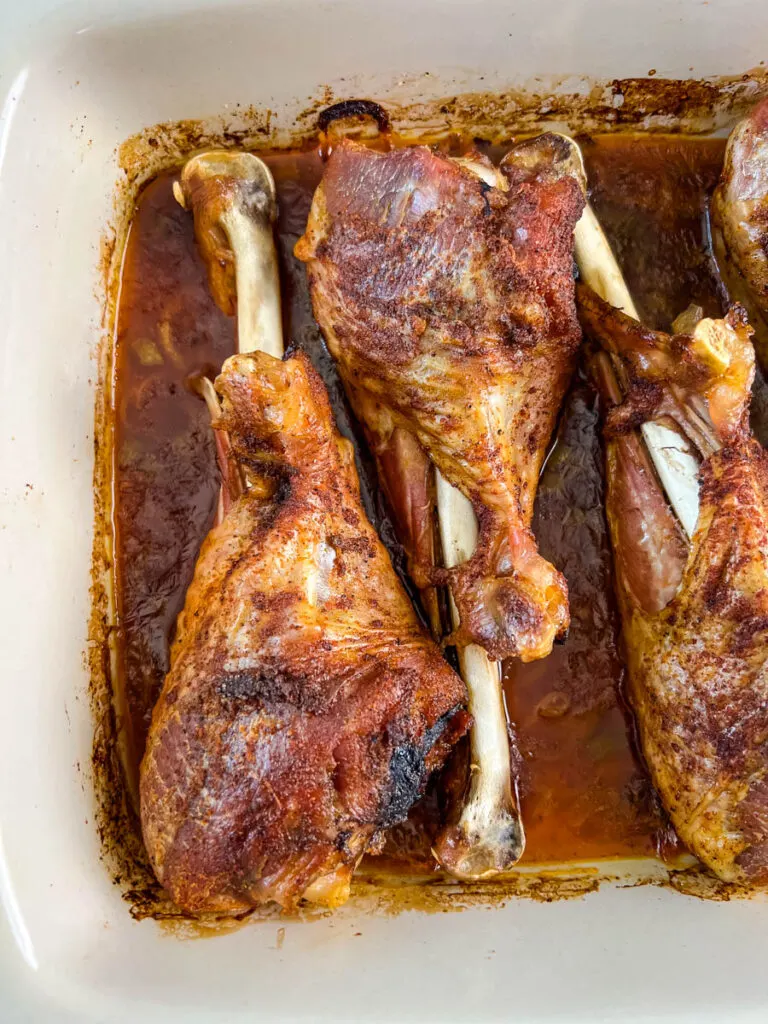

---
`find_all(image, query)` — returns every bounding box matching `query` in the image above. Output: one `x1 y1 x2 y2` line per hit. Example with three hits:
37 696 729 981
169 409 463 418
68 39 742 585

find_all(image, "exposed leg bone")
582 245 768 885
176 152 360 903
557 133 703 537
176 152 284 501
176 150 283 357
591 353 689 614
299 107 561 877
432 475 522 878
429 149 524 878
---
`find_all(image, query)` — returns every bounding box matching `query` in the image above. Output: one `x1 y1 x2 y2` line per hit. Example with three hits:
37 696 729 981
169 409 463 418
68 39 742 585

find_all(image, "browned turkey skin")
581 285 768 885
712 97 768 365
139 350 469 912
296 137 585 663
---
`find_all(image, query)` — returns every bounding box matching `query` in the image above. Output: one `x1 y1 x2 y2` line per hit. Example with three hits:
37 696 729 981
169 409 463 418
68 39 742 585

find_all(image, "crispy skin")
140 351 468 912
584 288 768 884
622 440 768 884
712 98 768 362
296 138 584 661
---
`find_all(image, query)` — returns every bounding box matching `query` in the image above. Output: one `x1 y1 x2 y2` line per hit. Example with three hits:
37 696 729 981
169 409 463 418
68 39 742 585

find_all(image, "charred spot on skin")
380 743 429 828
378 708 459 829
479 181 493 217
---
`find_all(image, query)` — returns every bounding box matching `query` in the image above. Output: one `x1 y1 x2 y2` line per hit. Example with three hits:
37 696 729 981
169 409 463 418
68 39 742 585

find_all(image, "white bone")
428 158 527 879
177 151 283 358
563 136 701 539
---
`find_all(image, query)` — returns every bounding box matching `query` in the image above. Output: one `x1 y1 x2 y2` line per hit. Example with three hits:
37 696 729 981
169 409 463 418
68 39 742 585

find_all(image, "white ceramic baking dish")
3 1 768 1020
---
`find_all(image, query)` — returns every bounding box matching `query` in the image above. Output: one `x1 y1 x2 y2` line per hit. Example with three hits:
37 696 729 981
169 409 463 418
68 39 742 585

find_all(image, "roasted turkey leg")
140 351 469 911
296 136 584 662
139 151 469 911
173 150 283 358
296 127 585 877
582 285 768 885
557 131 703 537
712 98 768 365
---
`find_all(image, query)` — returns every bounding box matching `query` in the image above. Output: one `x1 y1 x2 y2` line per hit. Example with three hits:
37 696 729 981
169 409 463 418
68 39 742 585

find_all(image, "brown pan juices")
113 134 732 874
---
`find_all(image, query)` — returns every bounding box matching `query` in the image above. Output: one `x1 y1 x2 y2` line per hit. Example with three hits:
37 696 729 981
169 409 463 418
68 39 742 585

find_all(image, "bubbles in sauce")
114 134 729 867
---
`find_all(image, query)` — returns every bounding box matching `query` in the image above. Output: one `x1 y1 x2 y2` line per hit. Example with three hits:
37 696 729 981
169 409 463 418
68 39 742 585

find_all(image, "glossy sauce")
114 135 727 866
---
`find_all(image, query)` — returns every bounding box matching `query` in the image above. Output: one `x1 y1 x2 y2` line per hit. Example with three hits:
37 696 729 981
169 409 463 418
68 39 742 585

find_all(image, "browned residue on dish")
90 70 768 925
145 868 605 933
139 861 764 935
88 150 162 902
117 108 275 189
116 71 768 190
142 862 764 940
289 72 768 140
